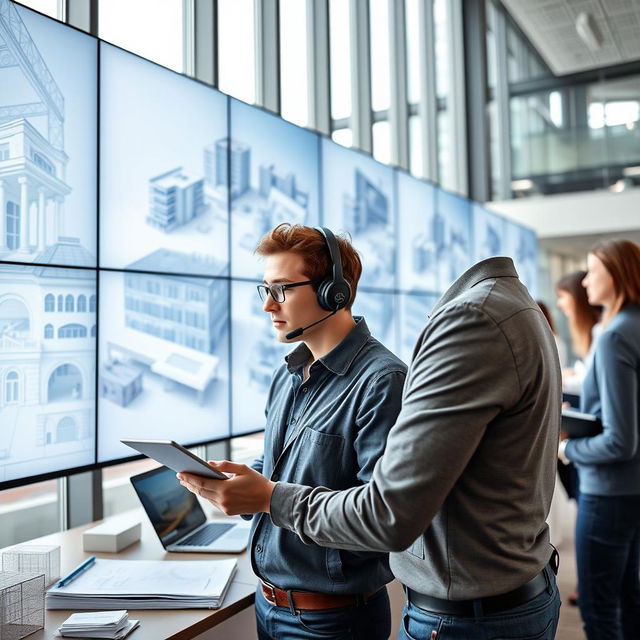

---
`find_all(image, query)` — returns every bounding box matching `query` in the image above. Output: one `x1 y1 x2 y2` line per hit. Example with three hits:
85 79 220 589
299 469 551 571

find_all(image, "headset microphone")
285 310 337 340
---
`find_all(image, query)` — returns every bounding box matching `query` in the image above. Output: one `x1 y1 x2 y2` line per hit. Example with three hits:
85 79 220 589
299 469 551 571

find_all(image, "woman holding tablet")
559 239 640 640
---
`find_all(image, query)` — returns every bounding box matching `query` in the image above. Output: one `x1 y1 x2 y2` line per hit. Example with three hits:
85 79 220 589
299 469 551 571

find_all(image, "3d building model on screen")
0 264 96 483
97 260 230 462
322 140 395 290
0 0 96 266
230 100 320 279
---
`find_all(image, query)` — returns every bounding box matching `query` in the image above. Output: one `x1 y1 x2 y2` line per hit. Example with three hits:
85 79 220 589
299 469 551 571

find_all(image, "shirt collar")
430 257 519 317
285 316 370 376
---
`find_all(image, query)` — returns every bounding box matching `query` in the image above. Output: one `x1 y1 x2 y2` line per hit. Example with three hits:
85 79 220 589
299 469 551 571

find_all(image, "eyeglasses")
256 280 319 304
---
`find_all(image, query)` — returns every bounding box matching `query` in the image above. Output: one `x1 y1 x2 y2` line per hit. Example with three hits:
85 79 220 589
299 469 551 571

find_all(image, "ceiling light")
576 12 604 51
511 179 535 191
623 166 640 177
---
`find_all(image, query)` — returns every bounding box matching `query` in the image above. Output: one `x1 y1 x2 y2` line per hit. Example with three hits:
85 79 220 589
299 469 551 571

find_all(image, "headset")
284 227 352 340
314 226 352 311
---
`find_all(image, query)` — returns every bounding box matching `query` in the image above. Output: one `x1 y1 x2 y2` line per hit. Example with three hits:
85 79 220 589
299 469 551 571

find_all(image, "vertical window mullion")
388 0 409 168
306 0 331 135
254 0 280 113
349 0 372 153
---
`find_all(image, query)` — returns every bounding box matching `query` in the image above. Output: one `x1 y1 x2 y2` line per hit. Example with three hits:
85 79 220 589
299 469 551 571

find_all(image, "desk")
20 510 257 640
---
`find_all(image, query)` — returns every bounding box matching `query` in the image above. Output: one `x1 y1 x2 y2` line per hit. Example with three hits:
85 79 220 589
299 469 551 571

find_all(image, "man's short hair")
255 223 362 309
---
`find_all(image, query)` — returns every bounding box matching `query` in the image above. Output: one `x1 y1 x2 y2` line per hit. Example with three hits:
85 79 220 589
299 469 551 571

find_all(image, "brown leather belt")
260 581 379 611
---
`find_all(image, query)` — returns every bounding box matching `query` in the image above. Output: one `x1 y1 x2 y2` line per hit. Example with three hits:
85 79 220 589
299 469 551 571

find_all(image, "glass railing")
512 120 640 180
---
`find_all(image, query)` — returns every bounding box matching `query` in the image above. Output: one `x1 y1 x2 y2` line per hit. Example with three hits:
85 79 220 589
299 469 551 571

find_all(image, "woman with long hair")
556 271 602 388
559 239 640 639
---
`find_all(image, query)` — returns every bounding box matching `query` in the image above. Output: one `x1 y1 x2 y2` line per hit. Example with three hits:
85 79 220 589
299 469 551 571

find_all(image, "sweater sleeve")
566 330 639 464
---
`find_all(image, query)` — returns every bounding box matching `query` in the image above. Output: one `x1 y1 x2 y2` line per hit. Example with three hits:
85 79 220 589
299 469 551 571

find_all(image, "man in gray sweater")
179 257 563 639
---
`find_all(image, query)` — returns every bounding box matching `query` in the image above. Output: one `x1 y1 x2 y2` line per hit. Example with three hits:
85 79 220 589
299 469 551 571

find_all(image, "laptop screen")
131 466 206 546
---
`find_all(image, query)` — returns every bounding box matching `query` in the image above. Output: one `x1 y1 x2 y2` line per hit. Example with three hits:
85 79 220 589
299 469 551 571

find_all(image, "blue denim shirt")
249 317 406 593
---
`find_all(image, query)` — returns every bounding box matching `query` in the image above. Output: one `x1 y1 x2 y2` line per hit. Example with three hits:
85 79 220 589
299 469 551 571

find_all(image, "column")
0 180 6 250
38 188 46 252
55 196 64 241
18 177 29 252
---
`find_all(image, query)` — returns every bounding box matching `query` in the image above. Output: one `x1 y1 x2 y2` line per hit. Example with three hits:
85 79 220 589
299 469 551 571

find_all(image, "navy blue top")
567 303 640 496
249 317 407 593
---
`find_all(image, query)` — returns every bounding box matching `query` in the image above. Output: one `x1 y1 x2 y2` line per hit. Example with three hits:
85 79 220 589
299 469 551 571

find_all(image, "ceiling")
501 0 640 76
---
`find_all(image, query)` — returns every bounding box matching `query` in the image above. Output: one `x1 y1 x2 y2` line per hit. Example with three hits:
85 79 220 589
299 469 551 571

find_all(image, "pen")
56 556 96 588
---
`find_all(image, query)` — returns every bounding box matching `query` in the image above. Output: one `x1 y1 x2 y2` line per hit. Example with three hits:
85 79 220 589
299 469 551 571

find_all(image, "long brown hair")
590 239 640 323
556 270 601 358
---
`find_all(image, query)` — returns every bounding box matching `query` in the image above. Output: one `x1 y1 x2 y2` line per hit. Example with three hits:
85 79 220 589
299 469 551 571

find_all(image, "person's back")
390 259 562 597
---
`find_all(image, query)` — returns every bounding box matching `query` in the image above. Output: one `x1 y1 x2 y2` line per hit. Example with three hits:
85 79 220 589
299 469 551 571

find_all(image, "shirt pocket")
290 426 345 487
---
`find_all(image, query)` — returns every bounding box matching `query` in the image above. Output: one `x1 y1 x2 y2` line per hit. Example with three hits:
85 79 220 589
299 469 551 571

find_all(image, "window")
218 0 256 104
0 144 9 161
372 121 391 164
77 295 87 312
332 128 353 148
0 479 60 548
6 202 20 250
31 151 55 176
44 324 54 339
279 0 309 127
99 0 184 72
89 295 96 313
13 0 61 19
91 325 96 338
64 295 74 312
44 294 55 312
57 295 63 312
5 371 19 404
58 324 87 338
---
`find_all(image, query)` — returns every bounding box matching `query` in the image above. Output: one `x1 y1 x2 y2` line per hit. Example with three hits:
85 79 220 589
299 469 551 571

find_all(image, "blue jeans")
398 567 560 640
576 493 640 640
255 584 391 640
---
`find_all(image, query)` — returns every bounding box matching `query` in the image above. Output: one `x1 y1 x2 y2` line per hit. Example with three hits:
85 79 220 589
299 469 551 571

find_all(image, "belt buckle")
262 581 278 605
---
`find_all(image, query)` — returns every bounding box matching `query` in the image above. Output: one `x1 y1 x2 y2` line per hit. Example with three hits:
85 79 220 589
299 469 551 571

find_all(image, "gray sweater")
270 257 561 599
567 303 640 496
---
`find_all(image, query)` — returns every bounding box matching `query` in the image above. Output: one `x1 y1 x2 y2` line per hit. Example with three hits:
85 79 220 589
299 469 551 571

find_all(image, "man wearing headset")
180 223 406 639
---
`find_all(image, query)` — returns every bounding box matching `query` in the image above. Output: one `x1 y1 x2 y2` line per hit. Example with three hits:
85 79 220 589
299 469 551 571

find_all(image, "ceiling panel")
502 0 640 75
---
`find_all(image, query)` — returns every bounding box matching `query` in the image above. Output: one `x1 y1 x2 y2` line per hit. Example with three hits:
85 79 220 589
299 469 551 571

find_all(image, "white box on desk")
82 519 141 553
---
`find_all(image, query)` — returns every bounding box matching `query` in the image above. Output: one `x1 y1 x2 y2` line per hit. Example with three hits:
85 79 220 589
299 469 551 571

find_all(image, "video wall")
0 0 537 488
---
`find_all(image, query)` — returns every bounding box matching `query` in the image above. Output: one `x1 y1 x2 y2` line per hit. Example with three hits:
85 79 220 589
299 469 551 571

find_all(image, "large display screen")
0 0 539 488
99 43 229 277
0 1 97 267
397 171 437 293
230 99 321 279
322 140 397 290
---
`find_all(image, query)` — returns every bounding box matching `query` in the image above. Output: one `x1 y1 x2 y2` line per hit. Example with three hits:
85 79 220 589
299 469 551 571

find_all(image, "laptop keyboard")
178 522 235 547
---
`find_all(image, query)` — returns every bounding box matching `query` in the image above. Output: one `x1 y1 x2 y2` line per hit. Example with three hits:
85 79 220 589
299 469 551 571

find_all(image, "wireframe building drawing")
0 0 95 266
147 168 205 233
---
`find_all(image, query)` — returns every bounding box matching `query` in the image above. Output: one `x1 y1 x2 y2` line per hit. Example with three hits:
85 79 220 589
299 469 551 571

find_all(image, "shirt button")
290 418 296 425
272 474 279 481
302 387 308 393
256 544 263 553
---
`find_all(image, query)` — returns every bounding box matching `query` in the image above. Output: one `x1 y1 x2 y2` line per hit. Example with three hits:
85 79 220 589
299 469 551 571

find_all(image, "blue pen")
56 556 96 588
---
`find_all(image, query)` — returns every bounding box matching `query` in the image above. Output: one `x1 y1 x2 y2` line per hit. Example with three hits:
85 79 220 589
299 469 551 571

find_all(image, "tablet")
121 439 228 480
561 409 603 438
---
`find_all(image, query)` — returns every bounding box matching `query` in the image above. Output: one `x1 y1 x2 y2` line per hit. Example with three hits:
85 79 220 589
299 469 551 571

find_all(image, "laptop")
130 465 251 553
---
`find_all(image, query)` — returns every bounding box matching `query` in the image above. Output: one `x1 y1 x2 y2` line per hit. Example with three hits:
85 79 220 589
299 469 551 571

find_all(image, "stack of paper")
57 610 139 639
46 558 237 610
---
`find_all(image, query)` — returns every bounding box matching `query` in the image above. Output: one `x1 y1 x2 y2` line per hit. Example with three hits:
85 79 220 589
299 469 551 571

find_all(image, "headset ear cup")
316 278 334 311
